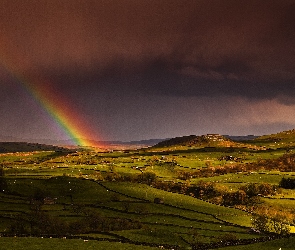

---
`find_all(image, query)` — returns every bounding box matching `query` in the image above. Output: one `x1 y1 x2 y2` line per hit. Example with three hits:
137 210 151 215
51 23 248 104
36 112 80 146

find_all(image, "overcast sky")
1 0 295 142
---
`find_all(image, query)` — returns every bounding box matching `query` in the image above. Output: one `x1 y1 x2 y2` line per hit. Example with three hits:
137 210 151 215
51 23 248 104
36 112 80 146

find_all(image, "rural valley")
2 130 295 249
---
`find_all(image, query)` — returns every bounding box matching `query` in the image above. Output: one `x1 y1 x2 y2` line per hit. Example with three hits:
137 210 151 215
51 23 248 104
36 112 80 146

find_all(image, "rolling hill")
154 134 235 148
0 142 70 153
152 133 264 151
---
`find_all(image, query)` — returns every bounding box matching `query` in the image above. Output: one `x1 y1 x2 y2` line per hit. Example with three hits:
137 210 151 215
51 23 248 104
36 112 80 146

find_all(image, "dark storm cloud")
7 0 291 103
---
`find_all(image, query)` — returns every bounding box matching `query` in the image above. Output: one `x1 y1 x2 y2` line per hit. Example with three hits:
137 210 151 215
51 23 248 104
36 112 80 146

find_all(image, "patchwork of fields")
1 131 295 249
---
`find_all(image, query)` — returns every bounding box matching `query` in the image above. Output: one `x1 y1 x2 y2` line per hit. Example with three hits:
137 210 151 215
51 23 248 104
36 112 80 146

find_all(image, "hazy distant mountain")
0 135 166 149
0 135 74 146
0 142 69 153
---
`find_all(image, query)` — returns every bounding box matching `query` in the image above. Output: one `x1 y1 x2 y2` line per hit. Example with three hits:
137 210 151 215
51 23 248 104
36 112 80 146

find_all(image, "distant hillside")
120 138 166 146
0 135 165 149
224 135 259 141
251 129 295 148
154 134 238 148
0 142 69 153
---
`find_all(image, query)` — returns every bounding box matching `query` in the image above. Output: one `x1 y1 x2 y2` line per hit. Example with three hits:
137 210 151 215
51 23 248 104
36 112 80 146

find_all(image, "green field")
0 237 159 250
1 131 295 249
216 236 295 250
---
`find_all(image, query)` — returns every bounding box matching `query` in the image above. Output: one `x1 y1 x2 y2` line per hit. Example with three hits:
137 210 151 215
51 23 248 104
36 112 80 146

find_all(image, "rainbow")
22 77 103 148
0 41 103 148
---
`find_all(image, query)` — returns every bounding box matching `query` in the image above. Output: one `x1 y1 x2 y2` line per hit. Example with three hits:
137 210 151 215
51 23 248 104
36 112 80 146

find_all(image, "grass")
103 182 252 227
191 171 288 187
0 237 160 250
216 236 295 250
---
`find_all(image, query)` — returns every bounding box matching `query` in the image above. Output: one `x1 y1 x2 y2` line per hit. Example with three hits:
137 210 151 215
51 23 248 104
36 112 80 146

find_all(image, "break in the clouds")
1 0 295 141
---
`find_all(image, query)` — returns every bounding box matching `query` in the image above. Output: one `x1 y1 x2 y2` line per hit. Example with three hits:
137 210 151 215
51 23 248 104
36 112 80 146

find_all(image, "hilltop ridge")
0 142 70 153
154 134 237 148
250 129 295 149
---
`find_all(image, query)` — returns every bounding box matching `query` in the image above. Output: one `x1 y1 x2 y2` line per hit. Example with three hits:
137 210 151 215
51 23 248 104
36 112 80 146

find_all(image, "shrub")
279 177 295 189
218 232 238 242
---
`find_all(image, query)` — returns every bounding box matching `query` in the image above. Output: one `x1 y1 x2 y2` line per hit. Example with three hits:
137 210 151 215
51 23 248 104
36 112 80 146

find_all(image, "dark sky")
1 0 295 142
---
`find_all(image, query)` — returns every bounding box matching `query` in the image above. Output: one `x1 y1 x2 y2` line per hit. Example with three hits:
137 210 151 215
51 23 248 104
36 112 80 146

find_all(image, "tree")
0 165 7 192
270 213 291 235
138 171 157 185
251 213 269 232
252 208 292 235
0 165 4 177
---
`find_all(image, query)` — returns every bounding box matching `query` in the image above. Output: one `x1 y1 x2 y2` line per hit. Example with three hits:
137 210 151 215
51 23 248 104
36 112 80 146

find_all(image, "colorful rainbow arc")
23 78 103 148
0 58 103 148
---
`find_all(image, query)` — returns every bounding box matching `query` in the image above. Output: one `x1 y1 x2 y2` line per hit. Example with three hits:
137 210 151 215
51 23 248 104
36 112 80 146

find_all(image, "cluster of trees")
153 180 190 194
70 210 142 234
153 180 276 208
250 153 295 172
152 178 292 236
9 209 142 236
251 206 294 235
92 170 159 185
176 153 295 181
10 212 68 236
188 182 276 207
